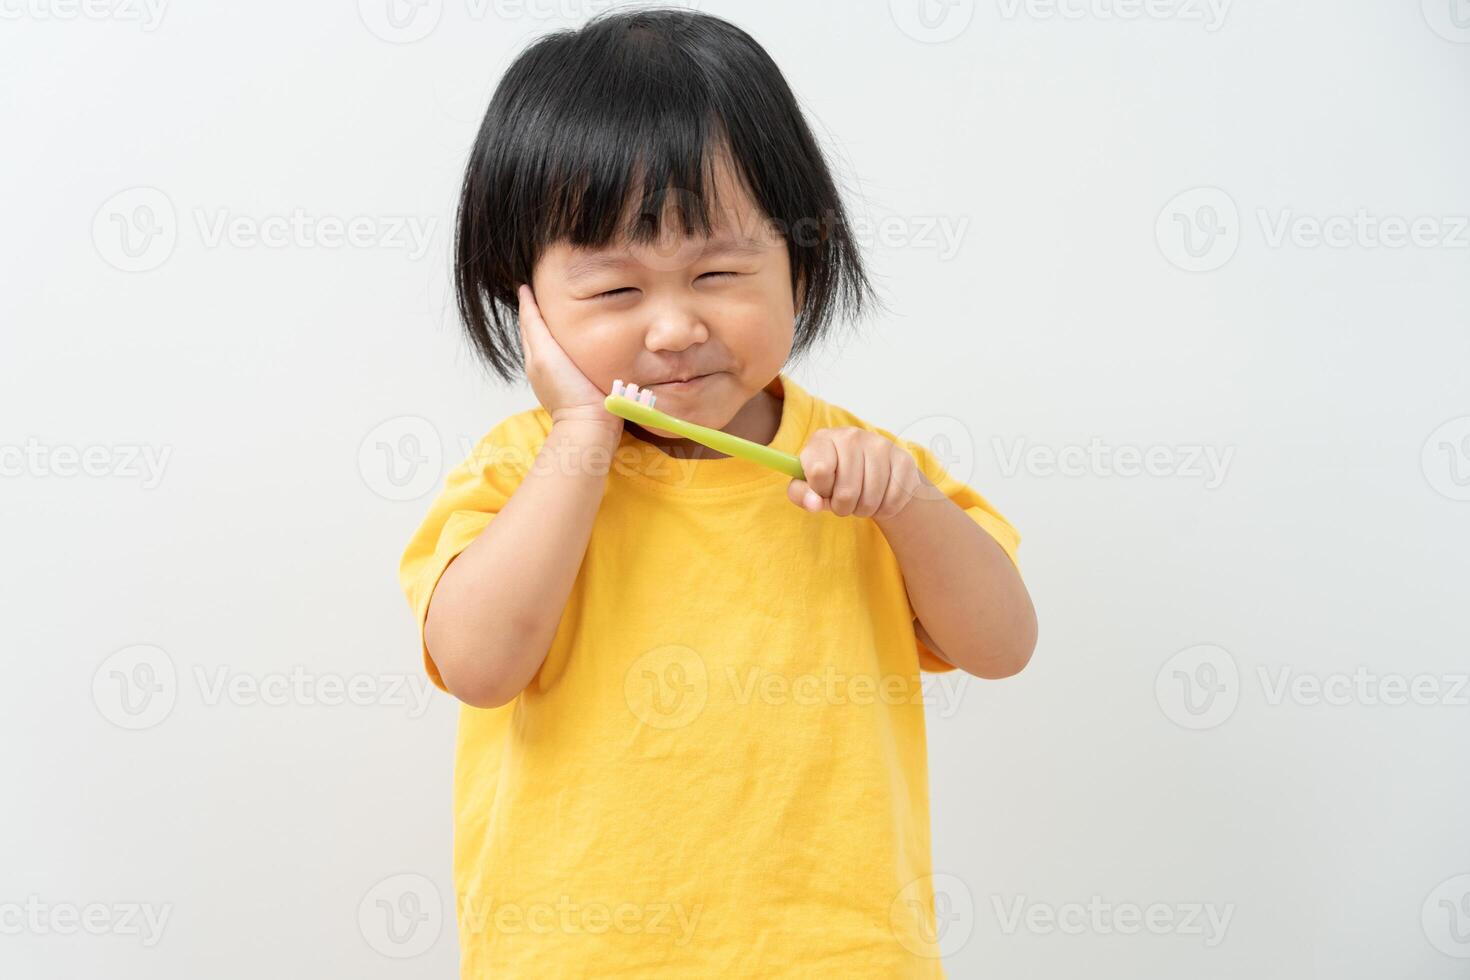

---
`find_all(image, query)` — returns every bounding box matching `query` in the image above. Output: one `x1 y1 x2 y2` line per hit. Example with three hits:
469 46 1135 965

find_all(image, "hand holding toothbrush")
605 381 927 520
785 427 927 519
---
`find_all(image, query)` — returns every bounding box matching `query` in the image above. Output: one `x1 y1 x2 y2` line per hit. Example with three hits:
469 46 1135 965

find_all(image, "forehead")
561 232 772 281
555 159 782 279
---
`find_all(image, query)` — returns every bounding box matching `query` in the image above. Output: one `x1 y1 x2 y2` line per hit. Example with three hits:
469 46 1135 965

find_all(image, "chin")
643 403 732 438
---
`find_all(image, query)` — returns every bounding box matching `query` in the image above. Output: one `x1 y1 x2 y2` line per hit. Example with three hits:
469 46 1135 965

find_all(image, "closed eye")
590 272 739 300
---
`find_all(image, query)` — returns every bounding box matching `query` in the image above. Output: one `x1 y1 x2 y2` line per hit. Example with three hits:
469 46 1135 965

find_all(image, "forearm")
424 419 620 707
875 476 1037 679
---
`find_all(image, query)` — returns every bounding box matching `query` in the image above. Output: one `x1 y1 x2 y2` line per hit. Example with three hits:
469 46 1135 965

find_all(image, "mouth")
646 371 720 390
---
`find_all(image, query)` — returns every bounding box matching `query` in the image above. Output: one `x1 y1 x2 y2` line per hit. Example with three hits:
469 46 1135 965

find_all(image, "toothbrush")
604 379 806 480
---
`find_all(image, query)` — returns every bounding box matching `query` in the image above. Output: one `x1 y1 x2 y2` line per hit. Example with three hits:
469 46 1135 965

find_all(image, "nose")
642 296 710 354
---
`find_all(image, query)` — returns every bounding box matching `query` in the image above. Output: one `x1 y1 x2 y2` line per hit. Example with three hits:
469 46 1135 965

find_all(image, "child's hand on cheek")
786 428 926 521
517 284 620 430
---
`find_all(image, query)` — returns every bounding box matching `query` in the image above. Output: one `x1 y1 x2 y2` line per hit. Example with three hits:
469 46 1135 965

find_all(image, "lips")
647 371 716 387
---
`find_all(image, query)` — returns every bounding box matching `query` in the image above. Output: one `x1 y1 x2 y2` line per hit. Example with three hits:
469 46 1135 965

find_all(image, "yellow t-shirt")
398 372 1021 977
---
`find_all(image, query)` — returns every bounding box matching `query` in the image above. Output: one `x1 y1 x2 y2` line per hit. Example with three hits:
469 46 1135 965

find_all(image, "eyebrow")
565 235 769 283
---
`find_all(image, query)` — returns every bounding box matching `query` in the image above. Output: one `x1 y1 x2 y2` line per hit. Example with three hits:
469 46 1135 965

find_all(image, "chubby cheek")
722 296 795 374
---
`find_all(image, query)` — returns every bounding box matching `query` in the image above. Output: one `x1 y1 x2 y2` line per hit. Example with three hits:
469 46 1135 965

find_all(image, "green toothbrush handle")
604 394 806 480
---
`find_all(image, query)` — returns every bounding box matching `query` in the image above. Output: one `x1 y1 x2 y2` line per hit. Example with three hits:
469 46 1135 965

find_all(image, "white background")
4 0 1469 976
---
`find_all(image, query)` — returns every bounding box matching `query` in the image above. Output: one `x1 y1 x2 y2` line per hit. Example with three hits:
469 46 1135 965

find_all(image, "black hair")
453 5 877 383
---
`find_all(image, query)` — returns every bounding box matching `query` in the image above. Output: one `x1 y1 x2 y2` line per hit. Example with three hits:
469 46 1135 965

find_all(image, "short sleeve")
397 412 545 692
888 433 1022 674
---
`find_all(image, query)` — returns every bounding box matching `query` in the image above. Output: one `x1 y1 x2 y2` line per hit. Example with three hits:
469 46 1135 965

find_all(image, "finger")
787 479 826 513
828 435 868 517
516 284 541 349
520 283 562 356
798 435 839 500
854 444 890 518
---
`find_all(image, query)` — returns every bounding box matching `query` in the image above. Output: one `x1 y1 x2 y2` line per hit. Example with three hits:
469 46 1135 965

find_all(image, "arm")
423 418 620 708
787 427 1036 680
875 476 1037 679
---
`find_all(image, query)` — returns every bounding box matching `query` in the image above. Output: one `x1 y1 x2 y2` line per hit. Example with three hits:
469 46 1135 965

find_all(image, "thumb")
787 479 825 513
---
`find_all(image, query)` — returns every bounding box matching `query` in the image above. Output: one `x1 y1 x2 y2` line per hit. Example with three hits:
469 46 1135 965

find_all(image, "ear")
793 272 807 318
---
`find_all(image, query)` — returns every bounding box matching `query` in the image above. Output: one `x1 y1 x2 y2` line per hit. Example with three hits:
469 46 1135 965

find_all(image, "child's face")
529 157 798 438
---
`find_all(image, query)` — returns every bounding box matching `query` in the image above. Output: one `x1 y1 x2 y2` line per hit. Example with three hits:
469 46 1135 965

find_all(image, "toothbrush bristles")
611 378 656 409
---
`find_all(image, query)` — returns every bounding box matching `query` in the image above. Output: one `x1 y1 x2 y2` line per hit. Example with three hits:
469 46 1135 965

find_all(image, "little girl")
399 8 1036 976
